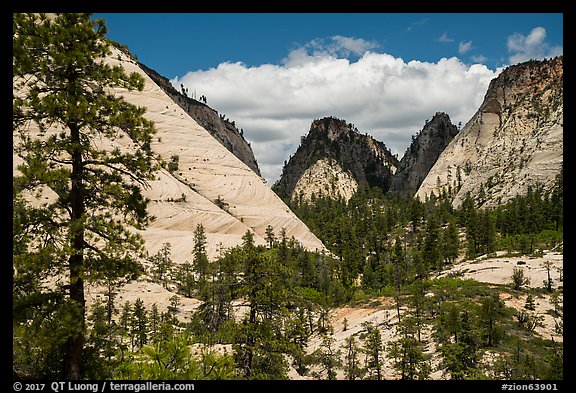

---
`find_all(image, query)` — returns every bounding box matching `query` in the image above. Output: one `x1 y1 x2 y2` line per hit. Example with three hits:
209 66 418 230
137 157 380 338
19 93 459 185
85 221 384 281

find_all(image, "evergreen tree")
391 236 406 321
118 301 132 357
524 294 536 311
550 169 563 232
13 13 157 379
479 294 505 347
83 298 119 378
409 280 430 342
167 295 181 317
265 225 275 249
422 214 442 270
511 267 531 290
387 316 431 380
148 303 161 344
233 231 294 379
193 224 210 291
175 261 195 298
192 250 236 338
361 321 385 380
285 307 312 376
311 333 342 380
131 298 148 350
342 335 365 380
442 220 460 265
541 260 554 293
437 308 480 379
104 280 118 326
149 243 173 289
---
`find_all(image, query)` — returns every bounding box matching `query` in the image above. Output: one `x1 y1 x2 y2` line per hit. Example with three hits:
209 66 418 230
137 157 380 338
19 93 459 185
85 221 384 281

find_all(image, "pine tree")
285 307 312 376
118 301 132 356
391 236 406 321
511 267 531 290
541 260 554 293
524 294 536 311
479 294 505 347
422 214 442 270
361 321 385 380
311 333 342 380
193 224 210 292
437 308 480 379
130 299 148 350
343 336 365 380
265 225 276 249
175 261 195 298
233 231 294 379
442 220 460 265
387 316 431 380
13 13 157 379
148 303 161 344
150 242 173 289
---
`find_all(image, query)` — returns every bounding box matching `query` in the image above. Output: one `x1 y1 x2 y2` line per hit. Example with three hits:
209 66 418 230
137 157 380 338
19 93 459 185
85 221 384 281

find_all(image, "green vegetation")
13 13 158 379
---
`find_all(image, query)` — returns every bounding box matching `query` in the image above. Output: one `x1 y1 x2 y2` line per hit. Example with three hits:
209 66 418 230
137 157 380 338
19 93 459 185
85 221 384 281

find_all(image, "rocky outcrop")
273 117 398 202
416 56 563 208
390 112 459 196
137 62 261 176
292 158 358 202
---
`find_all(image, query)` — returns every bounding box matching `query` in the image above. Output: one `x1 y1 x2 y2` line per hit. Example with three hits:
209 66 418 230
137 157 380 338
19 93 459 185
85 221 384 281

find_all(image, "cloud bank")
173 39 501 185
507 27 563 64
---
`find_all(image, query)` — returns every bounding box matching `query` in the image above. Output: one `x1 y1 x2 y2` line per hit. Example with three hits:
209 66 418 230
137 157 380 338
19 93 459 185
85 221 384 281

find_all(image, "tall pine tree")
13 13 157 379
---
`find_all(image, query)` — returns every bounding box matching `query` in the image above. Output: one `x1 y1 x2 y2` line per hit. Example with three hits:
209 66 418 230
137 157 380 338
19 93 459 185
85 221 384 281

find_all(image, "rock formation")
273 117 398 202
416 57 563 208
13 43 326 261
390 112 459 196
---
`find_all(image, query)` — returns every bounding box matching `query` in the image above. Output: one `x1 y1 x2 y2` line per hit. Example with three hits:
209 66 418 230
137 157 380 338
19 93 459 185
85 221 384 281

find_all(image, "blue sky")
96 13 562 78
93 13 563 184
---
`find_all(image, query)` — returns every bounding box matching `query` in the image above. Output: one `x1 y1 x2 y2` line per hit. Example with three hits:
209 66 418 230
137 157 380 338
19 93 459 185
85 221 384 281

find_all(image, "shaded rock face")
274 117 398 202
390 112 459 196
138 62 261 176
416 56 563 208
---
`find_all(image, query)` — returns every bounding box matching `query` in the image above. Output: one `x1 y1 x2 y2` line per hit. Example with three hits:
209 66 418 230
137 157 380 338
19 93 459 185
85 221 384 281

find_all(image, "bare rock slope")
416 57 563 208
13 45 326 262
112 47 326 260
137 61 261 176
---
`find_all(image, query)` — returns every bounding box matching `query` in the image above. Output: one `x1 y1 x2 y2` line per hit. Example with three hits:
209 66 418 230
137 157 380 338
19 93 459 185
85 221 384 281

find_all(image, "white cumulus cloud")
172 40 499 186
507 27 563 64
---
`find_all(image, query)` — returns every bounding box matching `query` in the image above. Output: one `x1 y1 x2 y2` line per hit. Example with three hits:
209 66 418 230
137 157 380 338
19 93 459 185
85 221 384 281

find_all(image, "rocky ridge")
137 60 261 176
416 57 563 208
389 112 459 196
273 116 398 202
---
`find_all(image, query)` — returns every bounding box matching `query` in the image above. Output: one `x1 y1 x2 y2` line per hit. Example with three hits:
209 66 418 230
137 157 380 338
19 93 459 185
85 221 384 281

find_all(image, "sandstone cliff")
416 57 563 208
137 61 261 176
13 44 326 261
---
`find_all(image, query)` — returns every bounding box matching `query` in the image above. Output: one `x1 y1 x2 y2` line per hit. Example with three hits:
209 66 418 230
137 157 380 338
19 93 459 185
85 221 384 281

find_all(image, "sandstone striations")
416 57 563 208
137 61 261 176
13 44 326 261
273 117 398 202
389 112 459 196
